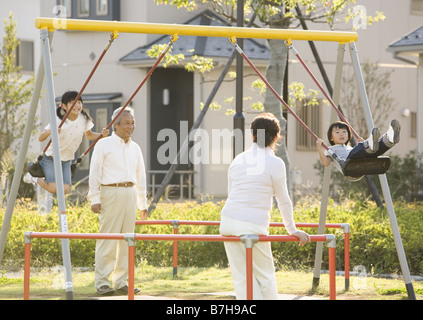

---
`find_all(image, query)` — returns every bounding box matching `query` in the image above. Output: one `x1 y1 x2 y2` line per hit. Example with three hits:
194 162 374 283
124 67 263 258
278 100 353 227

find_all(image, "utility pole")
233 0 245 157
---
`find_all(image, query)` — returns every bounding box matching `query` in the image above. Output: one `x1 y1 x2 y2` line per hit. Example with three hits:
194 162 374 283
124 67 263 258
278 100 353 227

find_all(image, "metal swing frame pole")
287 42 361 140
349 42 416 300
312 42 346 289
0 33 53 265
234 0 244 157
40 28 74 300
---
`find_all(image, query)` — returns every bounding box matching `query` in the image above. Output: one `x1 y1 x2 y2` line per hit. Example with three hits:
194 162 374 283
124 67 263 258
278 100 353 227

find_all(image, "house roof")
387 25 423 56
55 92 122 103
119 10 270 66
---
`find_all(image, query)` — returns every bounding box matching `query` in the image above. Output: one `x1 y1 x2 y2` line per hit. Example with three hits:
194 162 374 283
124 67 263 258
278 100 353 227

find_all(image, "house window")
16 40 34 72
78 0 90 17
95 108 109 135
57 0 72 17
296 100 321 151
411 0 423 15
57 0 120 20
411 111 417 138
96 0 108 16
74 107 108 171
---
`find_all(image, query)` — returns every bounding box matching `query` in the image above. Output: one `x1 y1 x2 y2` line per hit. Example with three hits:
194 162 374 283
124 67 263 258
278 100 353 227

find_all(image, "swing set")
0 17 416 300
30 17 390 182
27 31 388 181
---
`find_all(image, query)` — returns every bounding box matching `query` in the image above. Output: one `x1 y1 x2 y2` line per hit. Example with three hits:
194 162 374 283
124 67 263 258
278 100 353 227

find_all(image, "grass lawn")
1 265 422 300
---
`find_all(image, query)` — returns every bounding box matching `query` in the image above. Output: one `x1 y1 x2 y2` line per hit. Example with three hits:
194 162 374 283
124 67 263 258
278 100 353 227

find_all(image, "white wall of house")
1 0 422 200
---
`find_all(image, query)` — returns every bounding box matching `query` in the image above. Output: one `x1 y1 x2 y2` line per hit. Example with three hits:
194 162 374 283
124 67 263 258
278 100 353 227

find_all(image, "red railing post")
23 232 32 300
124 234 136 300
246 248 253 300
327 235 337 300
171 220 179 278
241 235 259 300
342 224 350 291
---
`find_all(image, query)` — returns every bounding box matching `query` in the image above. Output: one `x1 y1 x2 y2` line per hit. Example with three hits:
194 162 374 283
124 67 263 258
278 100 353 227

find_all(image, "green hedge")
1 199 422 276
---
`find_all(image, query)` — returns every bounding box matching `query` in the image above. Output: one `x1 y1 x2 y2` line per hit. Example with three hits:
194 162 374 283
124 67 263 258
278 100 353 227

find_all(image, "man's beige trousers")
95 186 137 289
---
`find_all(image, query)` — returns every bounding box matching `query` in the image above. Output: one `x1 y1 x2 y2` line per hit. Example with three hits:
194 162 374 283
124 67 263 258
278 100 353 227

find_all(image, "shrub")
1 199 422 276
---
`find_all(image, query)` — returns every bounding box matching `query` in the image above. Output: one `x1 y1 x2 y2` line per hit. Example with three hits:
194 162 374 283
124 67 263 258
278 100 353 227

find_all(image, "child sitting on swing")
316 120 401 173
24 91 108 194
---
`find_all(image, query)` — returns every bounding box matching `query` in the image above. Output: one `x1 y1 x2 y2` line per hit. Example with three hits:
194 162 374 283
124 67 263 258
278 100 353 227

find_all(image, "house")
1 0 422 203
387 25 423 156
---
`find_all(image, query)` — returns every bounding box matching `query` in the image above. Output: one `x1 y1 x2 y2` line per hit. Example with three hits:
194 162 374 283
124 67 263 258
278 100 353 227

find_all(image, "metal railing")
136 220 351 290
24 231 337 300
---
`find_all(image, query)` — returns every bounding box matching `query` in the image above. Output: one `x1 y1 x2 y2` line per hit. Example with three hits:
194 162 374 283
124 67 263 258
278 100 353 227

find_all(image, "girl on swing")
316 119 401 173
24 91 108 194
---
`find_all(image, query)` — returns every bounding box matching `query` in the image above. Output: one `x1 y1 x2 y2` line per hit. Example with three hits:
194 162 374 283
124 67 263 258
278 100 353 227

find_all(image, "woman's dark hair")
250 113 281 148
57 91 92 121
327 121 352 145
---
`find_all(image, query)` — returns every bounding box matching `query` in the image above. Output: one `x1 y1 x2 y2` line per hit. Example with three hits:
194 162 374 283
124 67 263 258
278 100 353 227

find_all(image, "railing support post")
241 234 259 300
326 235 337 300
341 223 350 291
124 233 136 300
171 220 179 278
23 232 33 300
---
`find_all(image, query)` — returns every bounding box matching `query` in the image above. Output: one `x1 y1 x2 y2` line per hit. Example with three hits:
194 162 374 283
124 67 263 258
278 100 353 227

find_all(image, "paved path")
91 292 322 300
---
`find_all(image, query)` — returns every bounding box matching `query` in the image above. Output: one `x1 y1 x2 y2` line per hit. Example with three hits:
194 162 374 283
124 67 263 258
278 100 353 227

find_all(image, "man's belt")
101 182 134 187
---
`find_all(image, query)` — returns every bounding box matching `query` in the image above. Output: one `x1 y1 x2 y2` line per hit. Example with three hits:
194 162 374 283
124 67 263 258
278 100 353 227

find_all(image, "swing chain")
228 37 243 54
170 33 178 44
106 32 118 50
110 31 119 40
284 40 299 55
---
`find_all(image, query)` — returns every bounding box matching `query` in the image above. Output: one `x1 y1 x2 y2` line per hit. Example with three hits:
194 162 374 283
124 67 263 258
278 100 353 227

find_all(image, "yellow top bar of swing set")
35 17 357 43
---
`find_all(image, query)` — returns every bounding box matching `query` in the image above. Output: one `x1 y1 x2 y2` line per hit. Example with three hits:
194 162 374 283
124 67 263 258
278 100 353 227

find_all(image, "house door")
150 67 194 198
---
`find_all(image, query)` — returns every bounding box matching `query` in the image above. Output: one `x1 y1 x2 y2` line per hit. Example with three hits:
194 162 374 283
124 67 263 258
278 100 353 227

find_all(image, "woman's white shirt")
221 143 298 235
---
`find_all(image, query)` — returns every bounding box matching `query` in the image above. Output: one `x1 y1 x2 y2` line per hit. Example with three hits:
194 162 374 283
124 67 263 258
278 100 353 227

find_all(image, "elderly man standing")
88 106 148 296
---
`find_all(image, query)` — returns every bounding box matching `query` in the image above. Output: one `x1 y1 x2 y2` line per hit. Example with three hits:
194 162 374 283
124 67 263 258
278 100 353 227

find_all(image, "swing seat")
27 161 45 178
342 156 391 178
71 162 78 178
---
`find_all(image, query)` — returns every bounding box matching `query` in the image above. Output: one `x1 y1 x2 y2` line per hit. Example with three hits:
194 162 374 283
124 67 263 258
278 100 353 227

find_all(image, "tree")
153 0 384 189
0 12 35 202
341 61 395 137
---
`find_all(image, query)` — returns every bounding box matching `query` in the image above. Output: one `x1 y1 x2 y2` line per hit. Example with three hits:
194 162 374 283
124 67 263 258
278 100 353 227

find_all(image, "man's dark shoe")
96 285 115 296
116 285 141 295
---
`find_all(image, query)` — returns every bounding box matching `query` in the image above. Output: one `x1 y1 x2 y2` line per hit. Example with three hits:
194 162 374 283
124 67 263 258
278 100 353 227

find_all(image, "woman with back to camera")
220 112 310 300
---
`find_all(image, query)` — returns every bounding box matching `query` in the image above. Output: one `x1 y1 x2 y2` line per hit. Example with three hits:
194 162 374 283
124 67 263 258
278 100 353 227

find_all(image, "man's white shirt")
88 132 147 211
